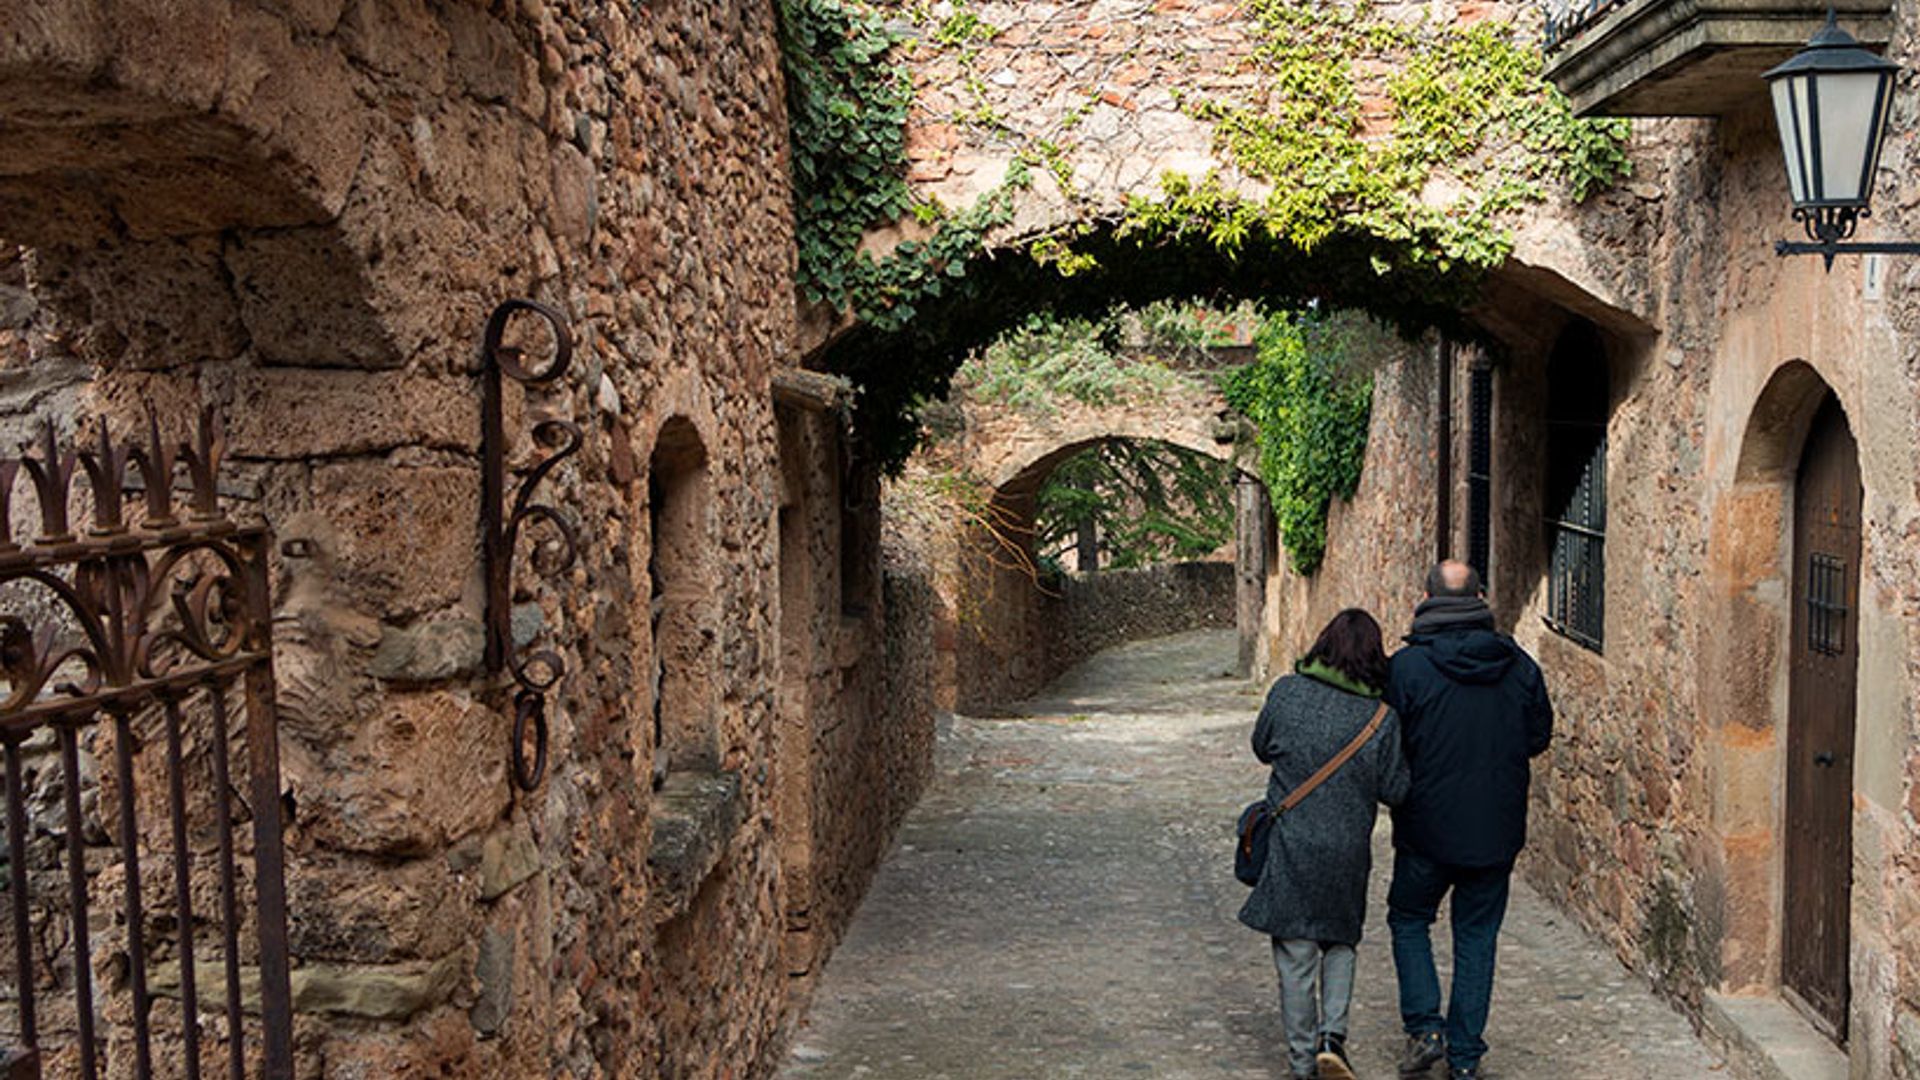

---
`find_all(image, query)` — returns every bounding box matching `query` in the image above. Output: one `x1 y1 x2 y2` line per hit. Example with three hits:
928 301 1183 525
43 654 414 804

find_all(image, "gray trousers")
1271 938 1357 1079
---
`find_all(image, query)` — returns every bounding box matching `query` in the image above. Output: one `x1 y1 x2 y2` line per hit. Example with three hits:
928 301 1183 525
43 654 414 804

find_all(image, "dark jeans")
1386 849 1513 1072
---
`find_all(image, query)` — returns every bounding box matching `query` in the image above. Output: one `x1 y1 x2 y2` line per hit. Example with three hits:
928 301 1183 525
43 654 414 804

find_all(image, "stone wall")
935 551 1236 715
887 469 1241 715
1265 338 1442 677
1281 82 1920 1076
0 2 933 1077
1053 560 1236 673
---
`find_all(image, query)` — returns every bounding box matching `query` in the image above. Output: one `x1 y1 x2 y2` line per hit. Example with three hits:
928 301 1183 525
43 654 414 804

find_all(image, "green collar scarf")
1295 657 1382 699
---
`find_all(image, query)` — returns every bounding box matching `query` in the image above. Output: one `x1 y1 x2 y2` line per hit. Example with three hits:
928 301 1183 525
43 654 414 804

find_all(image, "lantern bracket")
1776 206 1920 269
1775 238 1920 271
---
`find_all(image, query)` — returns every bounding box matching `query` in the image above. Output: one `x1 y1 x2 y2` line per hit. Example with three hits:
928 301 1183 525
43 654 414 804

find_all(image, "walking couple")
1237 561 1554 1080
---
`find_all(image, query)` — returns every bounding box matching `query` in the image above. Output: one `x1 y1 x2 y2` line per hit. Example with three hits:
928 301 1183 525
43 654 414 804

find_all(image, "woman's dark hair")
1303 608 1389 691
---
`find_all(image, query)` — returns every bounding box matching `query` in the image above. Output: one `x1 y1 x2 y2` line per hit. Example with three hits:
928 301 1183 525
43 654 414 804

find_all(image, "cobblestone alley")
780 630 1728 1080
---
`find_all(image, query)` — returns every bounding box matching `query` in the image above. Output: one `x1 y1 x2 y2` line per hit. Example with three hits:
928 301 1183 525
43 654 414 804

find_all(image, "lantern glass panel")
1814 68 1891 204
1772 74 1813 204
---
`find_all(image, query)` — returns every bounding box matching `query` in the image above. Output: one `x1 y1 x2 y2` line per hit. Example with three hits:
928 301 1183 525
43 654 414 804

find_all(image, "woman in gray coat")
1239 609 1411 1080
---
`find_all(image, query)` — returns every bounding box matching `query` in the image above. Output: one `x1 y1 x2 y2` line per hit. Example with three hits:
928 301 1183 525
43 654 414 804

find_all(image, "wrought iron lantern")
1766 10 1918 268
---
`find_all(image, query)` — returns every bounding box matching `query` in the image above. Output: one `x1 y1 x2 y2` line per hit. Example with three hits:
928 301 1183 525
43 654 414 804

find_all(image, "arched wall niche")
0 21 398 377
644 414 719 780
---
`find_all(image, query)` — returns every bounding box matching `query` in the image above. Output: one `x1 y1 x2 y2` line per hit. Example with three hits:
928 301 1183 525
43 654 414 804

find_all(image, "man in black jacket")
1383 561 1553 1080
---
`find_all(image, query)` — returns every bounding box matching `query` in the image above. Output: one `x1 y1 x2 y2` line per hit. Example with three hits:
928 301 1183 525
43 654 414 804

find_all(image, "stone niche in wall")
640 414 741 919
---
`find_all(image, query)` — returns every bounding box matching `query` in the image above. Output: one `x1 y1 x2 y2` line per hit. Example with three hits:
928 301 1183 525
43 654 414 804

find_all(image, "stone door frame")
1707 361 1869 1028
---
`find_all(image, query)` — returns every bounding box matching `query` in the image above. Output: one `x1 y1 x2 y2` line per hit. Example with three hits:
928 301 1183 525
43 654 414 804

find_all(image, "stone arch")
891 251 1649 710
814 215 1484 469
989 422 1248 497
941 428 1257 711
1702 359 1862 997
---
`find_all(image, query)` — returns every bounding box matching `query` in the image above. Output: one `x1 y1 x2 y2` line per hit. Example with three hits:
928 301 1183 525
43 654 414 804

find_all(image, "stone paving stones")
781 630 1729 1080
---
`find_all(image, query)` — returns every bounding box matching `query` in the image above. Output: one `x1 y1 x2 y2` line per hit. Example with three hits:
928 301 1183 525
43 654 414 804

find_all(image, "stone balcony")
1542 0 1894 115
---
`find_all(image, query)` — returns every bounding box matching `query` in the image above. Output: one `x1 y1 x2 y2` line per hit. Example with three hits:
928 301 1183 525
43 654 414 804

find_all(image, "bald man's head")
1425 559 1483 598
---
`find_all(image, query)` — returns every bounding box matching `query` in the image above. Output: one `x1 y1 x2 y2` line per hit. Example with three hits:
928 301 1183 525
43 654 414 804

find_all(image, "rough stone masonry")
3 0 1920 1078
0 1 931 1076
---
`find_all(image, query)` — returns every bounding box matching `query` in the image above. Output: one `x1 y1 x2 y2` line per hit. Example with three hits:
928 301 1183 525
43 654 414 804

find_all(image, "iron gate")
0 410 292 1078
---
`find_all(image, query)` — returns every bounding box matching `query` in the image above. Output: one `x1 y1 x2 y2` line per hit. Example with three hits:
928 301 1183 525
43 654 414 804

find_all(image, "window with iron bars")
1466 364 1493 585
1545 433 1606 649
1806 552 1848 656
1543 322 1609 652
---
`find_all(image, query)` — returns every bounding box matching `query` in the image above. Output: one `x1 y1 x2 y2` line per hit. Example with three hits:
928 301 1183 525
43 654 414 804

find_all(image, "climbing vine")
777 0 913 305
777 0 1026 332
1035 442 1238 572
1140 1 1632 274
1221 311 1393 574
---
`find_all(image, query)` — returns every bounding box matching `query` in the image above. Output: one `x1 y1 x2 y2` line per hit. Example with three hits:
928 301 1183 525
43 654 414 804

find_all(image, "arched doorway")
1782 392 1861 1041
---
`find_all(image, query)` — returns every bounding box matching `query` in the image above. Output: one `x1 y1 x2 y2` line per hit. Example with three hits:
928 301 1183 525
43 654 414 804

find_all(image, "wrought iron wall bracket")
480 299 578 791
1775 238 1920 269
1776 205 1920 270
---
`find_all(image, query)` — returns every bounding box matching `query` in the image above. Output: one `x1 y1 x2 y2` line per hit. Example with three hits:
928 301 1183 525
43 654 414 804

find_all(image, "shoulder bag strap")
1275 701 1389 814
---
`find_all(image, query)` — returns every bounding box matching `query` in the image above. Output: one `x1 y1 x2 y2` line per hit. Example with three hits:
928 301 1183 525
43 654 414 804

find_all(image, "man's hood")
1404 628 1519 685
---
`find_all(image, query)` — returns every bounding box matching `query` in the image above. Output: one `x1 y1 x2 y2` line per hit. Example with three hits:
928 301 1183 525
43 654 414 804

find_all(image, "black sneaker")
1315 1032 1356 1080
1448 1068 1482 1080
1399 1031 1445 1075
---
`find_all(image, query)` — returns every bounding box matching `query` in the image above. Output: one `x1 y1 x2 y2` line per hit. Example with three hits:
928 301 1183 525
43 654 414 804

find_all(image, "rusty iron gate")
0 410 293 1078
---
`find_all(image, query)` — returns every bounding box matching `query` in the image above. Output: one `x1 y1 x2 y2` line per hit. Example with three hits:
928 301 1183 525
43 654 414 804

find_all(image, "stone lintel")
773 367 855 413
1544 0 1894 117
149 952 464 1022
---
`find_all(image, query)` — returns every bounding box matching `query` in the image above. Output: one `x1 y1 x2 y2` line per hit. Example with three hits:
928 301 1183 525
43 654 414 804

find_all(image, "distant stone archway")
925 415 1261 712
977 393 1245 497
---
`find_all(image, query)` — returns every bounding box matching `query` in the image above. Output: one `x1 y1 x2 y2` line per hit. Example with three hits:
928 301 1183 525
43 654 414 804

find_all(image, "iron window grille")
1806 552 1849 656
1467 365 1494 585
1545 431 1606 651
1542 322 1609 653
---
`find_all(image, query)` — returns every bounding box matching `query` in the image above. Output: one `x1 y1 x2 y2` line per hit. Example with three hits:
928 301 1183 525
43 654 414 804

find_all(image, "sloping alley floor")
779 630 1727 1080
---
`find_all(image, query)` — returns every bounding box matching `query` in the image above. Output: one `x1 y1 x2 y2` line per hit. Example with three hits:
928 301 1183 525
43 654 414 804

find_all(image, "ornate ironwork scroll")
480 300 579 791
0 408 294 1079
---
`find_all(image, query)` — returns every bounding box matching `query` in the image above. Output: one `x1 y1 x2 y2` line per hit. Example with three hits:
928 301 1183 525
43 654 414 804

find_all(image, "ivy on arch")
817 209 1482 469
775 0 1631 568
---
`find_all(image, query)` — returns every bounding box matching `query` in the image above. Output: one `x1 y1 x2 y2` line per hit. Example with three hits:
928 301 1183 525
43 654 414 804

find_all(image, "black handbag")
1235 800 1274 885
1235 701 1388 887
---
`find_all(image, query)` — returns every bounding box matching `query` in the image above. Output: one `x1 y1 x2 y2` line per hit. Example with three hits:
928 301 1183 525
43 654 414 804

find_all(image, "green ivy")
933 5 999 55
777 0 914 308
776 0 1024 331
1035 441 1237 571
1220 311 1388 574
1162 0 1633 274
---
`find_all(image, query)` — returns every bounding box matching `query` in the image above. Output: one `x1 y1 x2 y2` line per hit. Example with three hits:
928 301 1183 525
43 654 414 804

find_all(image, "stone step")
1703 992 1850 1080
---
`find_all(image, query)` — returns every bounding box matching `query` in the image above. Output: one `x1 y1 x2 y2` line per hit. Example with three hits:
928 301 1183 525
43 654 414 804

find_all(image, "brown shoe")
1316 1033 1356 1080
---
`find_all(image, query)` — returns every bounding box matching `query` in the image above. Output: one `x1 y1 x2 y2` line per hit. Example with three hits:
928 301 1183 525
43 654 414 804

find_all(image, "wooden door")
1784 393 1861 1042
